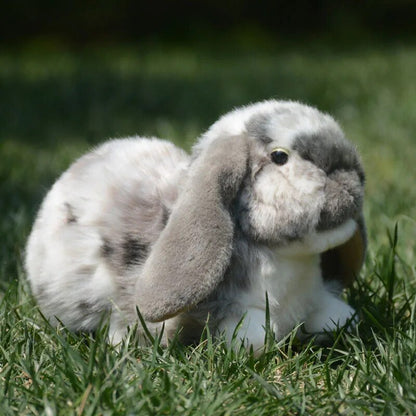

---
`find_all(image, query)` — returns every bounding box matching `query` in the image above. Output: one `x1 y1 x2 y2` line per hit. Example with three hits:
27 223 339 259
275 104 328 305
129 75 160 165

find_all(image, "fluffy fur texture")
25 100 366 351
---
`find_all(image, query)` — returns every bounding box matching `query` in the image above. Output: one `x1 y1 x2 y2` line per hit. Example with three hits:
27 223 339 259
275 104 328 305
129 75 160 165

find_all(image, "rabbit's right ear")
135 135 249 322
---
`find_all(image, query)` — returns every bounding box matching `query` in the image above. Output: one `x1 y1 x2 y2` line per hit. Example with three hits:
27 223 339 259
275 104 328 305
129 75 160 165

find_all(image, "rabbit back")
25 137 189 332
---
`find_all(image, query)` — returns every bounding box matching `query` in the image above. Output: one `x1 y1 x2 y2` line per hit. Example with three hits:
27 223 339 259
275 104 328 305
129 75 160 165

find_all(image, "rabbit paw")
302 293 357 343
218 307 269 355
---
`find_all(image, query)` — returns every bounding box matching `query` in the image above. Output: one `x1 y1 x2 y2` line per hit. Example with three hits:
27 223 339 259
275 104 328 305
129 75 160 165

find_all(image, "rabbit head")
136 100 366 322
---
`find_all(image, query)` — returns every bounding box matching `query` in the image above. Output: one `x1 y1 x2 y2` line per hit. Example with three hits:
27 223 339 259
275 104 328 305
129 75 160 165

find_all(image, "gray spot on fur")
101 238 114 258
293 130 365 231
77 300 110 317
246 107 293 144
64 202 77 224
293 131 365 183
122 235 149 267
78 301 95 313
161 205 170 227
246 113 272 143
77 266 95 276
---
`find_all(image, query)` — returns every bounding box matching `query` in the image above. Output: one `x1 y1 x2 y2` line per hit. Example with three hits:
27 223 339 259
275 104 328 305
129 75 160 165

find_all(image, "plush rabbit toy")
25 100 366 351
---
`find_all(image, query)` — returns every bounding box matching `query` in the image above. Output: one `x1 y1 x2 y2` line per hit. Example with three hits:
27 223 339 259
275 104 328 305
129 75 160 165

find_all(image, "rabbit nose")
317 170 363 231
317 197 356 231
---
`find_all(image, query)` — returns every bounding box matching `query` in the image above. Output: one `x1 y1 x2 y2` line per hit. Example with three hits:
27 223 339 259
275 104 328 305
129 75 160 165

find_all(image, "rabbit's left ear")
321 217 366 287
135 135 249 322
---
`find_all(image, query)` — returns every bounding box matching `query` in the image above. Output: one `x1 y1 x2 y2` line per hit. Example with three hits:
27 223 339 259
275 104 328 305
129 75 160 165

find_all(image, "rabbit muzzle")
317 169 364 232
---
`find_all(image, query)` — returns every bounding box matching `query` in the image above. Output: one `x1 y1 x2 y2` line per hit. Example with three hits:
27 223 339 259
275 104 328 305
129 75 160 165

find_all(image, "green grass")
1 40 416 414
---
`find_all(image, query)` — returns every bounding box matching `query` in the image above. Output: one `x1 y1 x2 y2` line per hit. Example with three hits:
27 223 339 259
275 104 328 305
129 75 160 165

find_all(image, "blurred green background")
1 5 416 413
1 1 416 288
2 0 416 44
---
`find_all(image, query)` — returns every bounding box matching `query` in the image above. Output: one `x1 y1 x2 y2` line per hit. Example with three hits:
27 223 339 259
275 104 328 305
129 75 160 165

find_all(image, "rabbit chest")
243 249 324 337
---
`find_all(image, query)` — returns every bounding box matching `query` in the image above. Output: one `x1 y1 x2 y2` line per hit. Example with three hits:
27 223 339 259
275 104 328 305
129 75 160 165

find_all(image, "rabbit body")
26 100 366 350
26 138 189 342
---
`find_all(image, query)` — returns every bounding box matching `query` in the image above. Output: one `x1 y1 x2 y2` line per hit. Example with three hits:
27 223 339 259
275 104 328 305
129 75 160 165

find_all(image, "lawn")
1 40 416 415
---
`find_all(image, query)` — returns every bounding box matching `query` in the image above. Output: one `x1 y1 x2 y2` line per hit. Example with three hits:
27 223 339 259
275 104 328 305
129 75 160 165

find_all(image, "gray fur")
245 107 293 144
100 238 114 258
292 130 365 231
293 131 365 182
246 113 273 143
135 135 249 322
122 235 149 267
77 300 108 315
185 235 261 328
317 169 364 231
64 202 78 224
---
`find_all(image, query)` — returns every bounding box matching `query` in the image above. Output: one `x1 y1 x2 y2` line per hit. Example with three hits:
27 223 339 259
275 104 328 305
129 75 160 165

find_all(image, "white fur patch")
218 243 357 351
277 219 357 256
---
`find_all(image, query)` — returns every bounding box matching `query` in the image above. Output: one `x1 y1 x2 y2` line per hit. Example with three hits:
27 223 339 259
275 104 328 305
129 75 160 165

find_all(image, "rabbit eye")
271 148 289 165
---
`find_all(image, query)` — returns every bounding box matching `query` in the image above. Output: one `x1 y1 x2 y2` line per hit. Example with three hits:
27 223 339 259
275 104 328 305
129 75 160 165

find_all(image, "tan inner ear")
320 227 365 287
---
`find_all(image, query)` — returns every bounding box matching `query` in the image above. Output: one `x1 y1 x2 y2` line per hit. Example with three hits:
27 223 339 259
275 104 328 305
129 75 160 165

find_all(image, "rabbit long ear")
321 216 366 287
136 135 249 322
